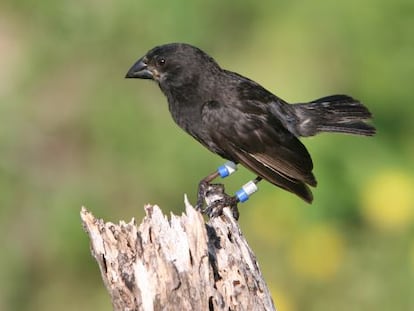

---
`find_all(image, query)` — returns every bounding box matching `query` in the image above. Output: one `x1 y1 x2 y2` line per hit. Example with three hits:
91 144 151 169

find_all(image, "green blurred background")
1 0 413 310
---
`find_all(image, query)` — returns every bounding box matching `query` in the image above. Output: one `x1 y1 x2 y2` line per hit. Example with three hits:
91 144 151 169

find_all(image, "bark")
81 196 276 311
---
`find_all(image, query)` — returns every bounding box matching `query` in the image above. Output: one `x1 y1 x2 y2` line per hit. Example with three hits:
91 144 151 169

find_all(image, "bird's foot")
200 183 239 220
195 163 240 219
195 179 210 211
196 162 238 210
204 195 239 220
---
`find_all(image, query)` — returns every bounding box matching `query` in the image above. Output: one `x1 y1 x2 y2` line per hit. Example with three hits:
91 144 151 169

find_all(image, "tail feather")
294 95 376 137
318 121 375 136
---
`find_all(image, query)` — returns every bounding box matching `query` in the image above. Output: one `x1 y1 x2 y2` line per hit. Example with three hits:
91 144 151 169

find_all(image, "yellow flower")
360 170 414 232
289 224 345 281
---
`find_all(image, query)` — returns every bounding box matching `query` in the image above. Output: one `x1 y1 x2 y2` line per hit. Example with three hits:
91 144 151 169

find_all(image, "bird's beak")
125 57 153 79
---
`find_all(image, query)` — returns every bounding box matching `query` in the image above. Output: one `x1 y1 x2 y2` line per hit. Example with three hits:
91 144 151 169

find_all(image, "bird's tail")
293 95 376 137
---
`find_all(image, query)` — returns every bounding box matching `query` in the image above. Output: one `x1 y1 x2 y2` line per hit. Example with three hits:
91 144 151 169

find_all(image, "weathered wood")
81 196 276 311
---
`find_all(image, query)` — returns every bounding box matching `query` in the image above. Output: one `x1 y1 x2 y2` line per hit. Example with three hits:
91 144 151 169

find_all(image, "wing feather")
229 142 314 202
201 79 317 202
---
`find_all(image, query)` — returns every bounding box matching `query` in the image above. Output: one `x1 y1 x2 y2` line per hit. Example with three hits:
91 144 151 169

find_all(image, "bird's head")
125 43 220 88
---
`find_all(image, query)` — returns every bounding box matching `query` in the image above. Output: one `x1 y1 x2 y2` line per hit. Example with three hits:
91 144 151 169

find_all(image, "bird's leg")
195 161 238 212
203 176 262 220
196 170 220 211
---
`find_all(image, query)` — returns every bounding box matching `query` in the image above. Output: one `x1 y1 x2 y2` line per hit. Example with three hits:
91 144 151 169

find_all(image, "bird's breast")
167 96 203 133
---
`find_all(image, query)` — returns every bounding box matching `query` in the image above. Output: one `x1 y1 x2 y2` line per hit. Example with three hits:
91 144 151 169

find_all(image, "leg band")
217 161 237 178
235 180 258 203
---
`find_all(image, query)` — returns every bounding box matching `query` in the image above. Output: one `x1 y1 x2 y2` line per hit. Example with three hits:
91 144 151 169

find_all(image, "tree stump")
81 196 276 311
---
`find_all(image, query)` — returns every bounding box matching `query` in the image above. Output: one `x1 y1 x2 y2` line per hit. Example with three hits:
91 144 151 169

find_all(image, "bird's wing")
202 95 316 203
228 142 315 203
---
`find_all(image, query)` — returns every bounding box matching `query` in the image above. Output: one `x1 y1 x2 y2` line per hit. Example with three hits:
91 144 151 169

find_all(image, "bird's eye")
157 57 166 66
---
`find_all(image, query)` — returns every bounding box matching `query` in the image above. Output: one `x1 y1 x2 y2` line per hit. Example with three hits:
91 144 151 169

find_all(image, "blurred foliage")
0 0 413 310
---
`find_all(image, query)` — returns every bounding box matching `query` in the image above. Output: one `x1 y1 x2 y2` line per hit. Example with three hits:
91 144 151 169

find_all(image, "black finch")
126 43 375 204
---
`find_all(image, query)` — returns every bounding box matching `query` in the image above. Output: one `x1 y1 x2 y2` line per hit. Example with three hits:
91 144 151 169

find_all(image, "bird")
125 43 375 213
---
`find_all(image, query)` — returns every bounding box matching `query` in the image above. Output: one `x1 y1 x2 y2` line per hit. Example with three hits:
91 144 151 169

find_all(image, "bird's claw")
195 179 210 211
203 194 239 220
196 182 239 219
